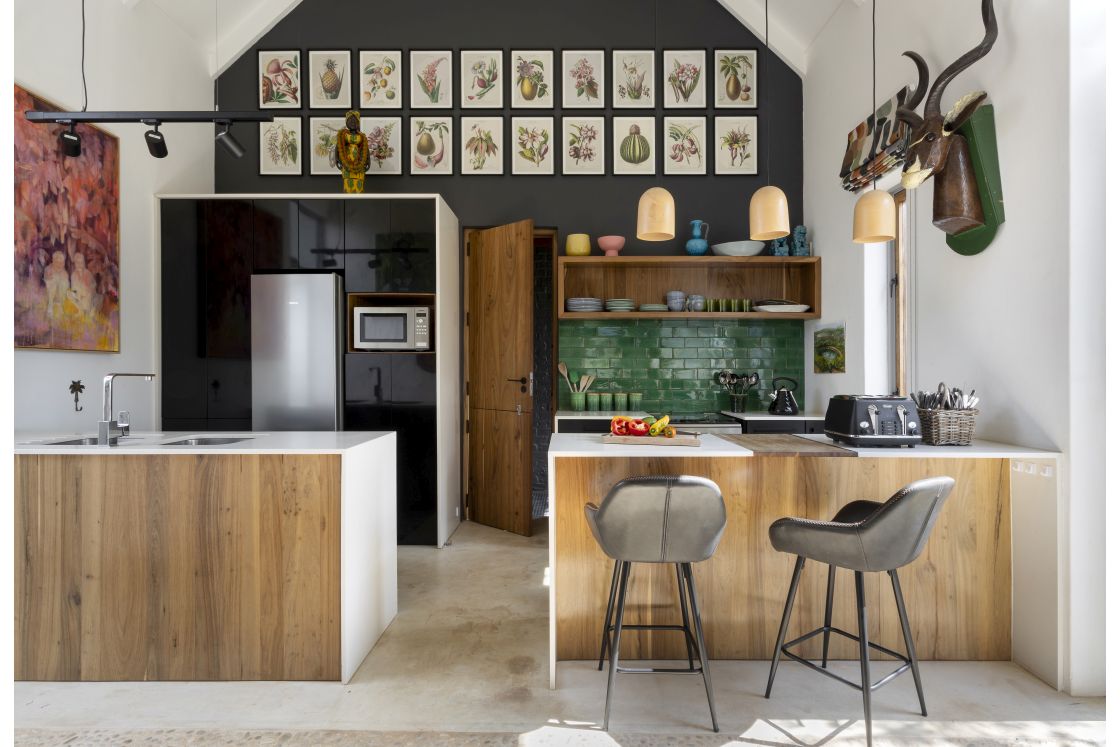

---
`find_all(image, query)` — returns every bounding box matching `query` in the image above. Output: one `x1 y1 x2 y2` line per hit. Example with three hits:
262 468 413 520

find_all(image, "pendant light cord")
80 0 87 111
871 0 877 189
765 0 771 185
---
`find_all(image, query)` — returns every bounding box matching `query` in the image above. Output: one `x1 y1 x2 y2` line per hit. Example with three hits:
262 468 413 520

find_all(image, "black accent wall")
215 0 803 249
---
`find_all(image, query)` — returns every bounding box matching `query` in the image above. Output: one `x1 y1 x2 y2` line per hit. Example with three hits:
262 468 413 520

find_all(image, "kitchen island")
548 432 1061 688
15 431 397 683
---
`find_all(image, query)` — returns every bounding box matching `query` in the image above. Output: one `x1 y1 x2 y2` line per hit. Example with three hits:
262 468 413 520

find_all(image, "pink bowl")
597 235 625 256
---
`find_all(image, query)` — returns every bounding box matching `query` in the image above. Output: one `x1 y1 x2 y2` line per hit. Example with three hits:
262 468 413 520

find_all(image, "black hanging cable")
80 0 88 111
765 0 771 185
871 0 877 190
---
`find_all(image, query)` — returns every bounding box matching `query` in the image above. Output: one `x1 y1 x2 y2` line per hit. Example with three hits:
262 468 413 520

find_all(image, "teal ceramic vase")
684 219 709 256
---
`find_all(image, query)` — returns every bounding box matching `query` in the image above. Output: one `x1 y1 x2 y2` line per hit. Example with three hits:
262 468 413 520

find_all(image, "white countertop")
14 431 394 455
798 433 1061 459
548 432 752 457
720 410 826 421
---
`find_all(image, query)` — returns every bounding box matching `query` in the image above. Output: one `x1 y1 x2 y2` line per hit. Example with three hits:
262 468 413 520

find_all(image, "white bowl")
712 240 766 256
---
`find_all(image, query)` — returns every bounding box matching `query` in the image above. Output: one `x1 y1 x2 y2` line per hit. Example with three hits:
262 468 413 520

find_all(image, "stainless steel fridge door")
251 273 342 430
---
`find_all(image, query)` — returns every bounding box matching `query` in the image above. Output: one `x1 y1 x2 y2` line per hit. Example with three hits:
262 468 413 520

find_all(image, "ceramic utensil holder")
570 392 586 411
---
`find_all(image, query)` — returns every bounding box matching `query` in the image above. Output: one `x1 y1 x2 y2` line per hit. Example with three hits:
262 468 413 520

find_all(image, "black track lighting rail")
25 111 273 124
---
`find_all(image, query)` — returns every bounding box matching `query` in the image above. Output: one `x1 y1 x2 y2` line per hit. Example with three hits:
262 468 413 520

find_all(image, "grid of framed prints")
255 46 764 176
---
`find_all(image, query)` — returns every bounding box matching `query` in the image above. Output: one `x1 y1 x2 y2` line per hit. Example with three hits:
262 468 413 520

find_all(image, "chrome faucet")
98 373 155 445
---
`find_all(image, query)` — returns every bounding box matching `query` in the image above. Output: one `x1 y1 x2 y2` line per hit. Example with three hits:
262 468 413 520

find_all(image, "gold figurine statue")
336 110 370 193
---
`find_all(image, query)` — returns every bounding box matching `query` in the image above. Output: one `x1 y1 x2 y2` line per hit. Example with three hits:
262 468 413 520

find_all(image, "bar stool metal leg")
855 571 873 747
682 563 719 733
598 560 622 670
675 564 696 670
765 555 805 698
821 564 836 669
890 569 928 716
604 561 632 731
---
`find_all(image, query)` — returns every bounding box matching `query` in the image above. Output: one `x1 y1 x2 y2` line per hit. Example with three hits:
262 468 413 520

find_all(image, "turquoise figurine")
792 225 810 256
684 219 710 255
771 236 789 256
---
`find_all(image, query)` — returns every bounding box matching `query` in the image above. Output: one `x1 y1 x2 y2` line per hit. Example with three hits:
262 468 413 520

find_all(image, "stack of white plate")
566 297 604 312
605 298 635 313
639 303 670 312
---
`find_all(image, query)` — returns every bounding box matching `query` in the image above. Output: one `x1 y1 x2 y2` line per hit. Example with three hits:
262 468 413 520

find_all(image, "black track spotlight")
215 122 245 159
59 122 82 157
144 123 168 158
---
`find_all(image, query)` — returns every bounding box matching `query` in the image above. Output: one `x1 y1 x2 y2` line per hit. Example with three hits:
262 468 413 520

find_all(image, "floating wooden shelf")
556 255 821 320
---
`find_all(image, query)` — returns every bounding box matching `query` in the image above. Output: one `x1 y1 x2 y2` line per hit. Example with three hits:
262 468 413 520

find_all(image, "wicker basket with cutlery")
912 384 980 446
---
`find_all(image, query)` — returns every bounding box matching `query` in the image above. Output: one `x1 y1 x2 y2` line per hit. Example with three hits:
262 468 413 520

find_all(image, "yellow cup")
565 233 592 256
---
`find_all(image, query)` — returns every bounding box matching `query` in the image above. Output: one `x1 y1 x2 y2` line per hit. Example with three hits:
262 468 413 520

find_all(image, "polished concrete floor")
16 521 1105 745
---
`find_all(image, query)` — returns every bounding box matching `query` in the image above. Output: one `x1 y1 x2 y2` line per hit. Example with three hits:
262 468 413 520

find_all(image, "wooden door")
466 220 534 536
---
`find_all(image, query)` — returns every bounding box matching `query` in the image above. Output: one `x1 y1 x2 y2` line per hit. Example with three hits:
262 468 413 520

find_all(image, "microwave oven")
353 306 430 351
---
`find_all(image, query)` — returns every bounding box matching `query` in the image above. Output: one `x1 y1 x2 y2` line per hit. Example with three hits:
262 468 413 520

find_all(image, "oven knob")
859 420 872 435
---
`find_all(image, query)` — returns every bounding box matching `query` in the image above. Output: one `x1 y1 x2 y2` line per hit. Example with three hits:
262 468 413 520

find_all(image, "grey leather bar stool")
585 475 726 732
764 476 955 746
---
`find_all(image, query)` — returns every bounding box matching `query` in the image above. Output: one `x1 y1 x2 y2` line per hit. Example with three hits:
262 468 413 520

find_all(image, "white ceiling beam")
717 0 808 77
211 0 304 77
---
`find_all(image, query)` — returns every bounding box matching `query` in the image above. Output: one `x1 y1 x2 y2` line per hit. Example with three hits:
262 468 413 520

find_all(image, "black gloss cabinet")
160 197 442 545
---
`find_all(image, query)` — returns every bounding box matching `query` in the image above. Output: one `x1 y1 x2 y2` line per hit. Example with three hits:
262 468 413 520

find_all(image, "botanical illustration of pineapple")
320 58 343 99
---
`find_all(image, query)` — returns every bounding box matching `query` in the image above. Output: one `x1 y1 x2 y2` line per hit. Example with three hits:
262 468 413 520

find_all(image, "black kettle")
768 377 800 415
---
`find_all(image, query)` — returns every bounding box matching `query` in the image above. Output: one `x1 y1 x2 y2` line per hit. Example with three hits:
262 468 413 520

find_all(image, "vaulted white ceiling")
131 0 844 78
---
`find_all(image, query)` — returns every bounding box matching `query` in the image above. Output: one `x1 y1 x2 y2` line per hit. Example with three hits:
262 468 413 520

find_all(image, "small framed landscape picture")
612 116 655 175
715 116 758 174
561 50 605 109
309 117 345 175
461 117 503 175
663 50 706 108
511 117 554 175
259 117 302 175
664 116 706 175
359 51 402 108
714 50 757 108
258 51 301 108
562 117 605 175
308 51 351 109
510 51 554 108
461 50 503 108
410 117 453 175
366 117 403 175
410 50 453 109
612 50 655 108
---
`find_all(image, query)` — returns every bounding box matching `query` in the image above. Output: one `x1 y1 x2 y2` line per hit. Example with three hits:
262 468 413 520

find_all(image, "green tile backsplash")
557 319 805 414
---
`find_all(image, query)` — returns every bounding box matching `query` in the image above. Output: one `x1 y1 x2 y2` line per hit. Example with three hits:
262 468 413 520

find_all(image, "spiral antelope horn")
902 51 928 111
924 0 999 118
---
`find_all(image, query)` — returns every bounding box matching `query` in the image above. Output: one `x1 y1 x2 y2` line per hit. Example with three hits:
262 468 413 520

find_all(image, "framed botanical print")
562 117 605 174
308 51 351 108
258 50 301 108
461 117 504 175
260 117 302 175
612 116 655 175
663 50 706 108
664 116 706 175
359 51 402 108
309 117 345 174
410 117 453 174
365 117 403 175
510 50 554 108
715 116 758 174
511 117 554 174
561 50 605 108
612 50 655 108
461 50 503 108
714 50 757 108
410 50 453 109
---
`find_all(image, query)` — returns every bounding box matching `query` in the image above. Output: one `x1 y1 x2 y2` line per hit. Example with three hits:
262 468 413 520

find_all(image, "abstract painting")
15 84 120 351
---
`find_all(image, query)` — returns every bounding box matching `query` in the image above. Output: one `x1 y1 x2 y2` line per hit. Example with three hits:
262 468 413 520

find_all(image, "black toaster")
824 395 922 447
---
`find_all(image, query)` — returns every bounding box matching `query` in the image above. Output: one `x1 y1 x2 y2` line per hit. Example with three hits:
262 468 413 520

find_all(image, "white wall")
14 0 215 433
803 0 1104 695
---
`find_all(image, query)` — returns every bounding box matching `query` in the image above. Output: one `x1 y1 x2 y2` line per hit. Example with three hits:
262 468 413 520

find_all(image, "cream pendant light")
637 187 676 240
749 0 790 242
852 0 896 244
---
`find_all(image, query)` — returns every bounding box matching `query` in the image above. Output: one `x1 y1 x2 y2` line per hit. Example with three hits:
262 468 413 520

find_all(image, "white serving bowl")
712 240 766 256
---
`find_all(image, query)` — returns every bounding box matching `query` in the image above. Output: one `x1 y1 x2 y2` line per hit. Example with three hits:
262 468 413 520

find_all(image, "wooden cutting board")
718 433 855 457
600 433 702 447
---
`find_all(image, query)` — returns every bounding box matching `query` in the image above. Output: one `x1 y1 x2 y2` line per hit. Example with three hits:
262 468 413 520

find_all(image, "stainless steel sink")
46 436 113 446
163 437 252 446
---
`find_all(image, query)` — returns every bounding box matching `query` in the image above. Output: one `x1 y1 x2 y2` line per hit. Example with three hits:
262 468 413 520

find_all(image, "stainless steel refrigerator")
251 273 343 430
